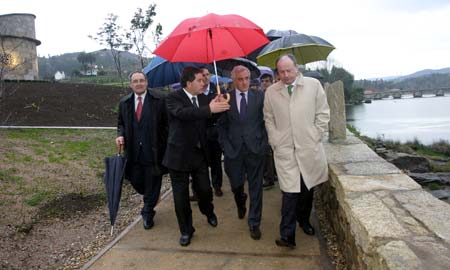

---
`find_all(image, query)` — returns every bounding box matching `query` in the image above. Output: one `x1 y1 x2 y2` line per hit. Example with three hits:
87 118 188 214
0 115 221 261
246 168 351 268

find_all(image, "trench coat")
263 74 330 192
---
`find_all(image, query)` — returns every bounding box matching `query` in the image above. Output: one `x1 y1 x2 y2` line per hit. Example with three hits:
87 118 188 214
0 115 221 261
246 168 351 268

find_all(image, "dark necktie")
191 96 201 148
240 92 247 120
136 96 142 121
287 85 293 96
192 97 198 108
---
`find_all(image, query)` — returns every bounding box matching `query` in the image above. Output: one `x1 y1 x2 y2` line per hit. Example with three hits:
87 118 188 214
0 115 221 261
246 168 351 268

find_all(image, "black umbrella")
246 29 299 61
104 145 127 236
266 29 299 41
215 58 261 79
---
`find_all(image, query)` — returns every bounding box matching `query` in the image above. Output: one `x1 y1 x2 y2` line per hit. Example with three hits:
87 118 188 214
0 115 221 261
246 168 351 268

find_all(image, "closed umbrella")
257 33 335 68
103 145 127 236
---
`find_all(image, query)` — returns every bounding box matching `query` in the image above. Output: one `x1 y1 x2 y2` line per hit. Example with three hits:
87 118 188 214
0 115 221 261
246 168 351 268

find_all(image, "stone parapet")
318 132 450 270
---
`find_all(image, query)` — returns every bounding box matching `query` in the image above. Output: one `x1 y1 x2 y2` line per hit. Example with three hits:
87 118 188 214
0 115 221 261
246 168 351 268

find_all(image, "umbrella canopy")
256 33 335 68
153 13 269 64
246 29 299 61
143 56 203 88
258 66 274 78
104 148 127 236
216 57 260 78
266 29 299 41
211 75 232 84
143 57 260 87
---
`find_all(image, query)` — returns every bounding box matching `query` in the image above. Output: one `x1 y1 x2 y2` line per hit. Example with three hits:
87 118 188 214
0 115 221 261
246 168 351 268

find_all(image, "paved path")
86 178 330 270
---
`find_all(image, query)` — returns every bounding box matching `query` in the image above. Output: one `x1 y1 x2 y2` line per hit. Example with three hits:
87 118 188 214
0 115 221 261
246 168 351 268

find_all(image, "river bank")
347 125 450 203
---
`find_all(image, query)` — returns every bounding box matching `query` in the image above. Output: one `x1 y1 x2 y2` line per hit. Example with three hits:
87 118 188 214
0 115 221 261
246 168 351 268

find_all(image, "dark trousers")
224 145 264 227
128 164 162 219
263 147 276 184
207 139 223 189
279 176 314 244
169 154 214 235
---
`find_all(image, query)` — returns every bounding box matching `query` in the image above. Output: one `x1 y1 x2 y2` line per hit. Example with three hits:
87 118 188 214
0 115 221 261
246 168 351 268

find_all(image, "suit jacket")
263 74 330 192
201 82 221 142
117 89 168 176
163 89 212 171
217 89 268 159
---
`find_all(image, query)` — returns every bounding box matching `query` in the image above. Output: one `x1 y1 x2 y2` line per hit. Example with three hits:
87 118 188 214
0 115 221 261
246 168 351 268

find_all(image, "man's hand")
115 136 124 147
209 95 230 113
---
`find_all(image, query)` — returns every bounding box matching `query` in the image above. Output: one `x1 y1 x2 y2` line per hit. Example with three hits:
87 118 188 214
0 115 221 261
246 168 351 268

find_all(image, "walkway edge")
81 187 173 270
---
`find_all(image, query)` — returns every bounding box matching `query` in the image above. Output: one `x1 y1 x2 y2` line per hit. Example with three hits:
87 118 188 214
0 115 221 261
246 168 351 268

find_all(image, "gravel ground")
0 176 171 270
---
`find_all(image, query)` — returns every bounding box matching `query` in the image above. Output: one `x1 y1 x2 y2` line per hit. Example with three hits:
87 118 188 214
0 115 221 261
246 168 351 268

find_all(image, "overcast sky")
3 0 450 79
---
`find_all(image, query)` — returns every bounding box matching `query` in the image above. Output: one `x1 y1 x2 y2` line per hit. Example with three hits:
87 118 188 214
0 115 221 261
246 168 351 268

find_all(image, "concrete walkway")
86 178 330 270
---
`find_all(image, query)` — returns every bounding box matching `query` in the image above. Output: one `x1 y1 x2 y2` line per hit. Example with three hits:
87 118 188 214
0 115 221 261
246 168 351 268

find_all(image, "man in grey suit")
217 65 268 240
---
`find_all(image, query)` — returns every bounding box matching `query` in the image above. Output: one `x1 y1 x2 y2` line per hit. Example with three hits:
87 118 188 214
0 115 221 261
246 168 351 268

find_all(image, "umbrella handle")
118 144 122 155
216 84 230 103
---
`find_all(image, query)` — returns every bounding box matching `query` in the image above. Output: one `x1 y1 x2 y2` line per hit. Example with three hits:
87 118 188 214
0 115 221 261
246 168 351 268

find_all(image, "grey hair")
128 71 147 81
230 65 250 79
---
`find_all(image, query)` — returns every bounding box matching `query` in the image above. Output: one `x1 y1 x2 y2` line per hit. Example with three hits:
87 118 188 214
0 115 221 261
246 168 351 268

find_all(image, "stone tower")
0 13 41 80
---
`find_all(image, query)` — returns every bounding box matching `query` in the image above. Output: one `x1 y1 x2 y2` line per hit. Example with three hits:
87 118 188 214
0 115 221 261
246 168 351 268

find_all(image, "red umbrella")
153 13 269 98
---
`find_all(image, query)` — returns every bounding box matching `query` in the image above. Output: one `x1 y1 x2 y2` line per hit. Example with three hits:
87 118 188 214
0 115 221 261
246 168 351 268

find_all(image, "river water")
346 95 450 145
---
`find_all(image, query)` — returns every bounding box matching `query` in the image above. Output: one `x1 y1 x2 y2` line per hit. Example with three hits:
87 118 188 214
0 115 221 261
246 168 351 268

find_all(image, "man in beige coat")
263 54 330 248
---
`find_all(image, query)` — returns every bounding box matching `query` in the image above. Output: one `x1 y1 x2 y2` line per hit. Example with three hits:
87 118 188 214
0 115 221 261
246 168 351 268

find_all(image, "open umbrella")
153 13 269 98
143 56 203 88
256 33 335 68
216 58 260 78
104 145 127 236
266 29 299 41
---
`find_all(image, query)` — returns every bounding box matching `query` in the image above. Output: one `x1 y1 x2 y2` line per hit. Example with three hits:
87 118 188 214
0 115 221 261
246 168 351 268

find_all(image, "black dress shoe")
301 222 315 236
237 205 247 219
179 228 195 247
207 214 218 227
143 217 154 230
214 188 223 197
275 238 296 249
249 226 261 240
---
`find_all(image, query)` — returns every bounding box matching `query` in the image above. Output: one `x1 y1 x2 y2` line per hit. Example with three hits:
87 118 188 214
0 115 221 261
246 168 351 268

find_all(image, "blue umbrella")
143 56 203 88
210 75 232 84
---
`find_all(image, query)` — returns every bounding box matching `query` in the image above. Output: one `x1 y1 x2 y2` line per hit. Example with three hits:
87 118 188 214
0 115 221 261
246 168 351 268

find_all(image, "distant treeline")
38 49 149 80
355 73 450 91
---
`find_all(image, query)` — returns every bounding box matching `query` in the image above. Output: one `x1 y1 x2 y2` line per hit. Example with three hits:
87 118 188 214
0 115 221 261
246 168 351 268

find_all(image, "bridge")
365 87 450 100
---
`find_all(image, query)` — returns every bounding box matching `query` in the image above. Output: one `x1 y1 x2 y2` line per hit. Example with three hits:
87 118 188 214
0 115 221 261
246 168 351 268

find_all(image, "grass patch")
0 168 23 183
25 191 50 206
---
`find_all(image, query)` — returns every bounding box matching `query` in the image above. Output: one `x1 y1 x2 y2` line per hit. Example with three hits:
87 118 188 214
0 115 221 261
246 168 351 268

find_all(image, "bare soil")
0 81 129 126
0 82 171 269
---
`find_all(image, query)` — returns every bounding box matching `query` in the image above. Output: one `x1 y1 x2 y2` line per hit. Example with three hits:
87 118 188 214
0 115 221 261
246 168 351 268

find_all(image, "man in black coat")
115 71 168 230
217 65 268 241
163 66 230 247
200 66 224 197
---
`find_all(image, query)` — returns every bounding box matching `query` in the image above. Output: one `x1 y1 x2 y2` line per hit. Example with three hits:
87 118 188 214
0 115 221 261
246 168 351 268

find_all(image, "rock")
430 190 450 200
386 152 431 173
408 173 450 185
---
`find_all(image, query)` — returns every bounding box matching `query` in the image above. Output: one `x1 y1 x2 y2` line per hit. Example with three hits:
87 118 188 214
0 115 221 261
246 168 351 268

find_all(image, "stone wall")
319 132 450 270
0 13 40 80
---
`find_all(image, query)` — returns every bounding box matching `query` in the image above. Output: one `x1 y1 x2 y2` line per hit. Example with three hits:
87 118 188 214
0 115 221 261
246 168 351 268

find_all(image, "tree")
77 52 96 75
89 14 132 85
126 4 162 69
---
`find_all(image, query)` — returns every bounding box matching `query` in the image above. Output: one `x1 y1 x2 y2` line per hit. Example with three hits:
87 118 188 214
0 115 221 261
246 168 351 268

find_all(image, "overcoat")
263 74 330 192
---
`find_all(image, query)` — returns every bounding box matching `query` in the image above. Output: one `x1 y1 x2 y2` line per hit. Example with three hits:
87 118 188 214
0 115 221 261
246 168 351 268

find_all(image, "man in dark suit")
163 66 230 247
217 65 268 240
115 71 168 230
200 66 224 197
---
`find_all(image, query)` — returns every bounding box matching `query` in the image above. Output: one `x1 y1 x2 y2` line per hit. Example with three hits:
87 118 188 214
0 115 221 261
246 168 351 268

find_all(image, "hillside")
355 70 450 91
38 49 150 79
